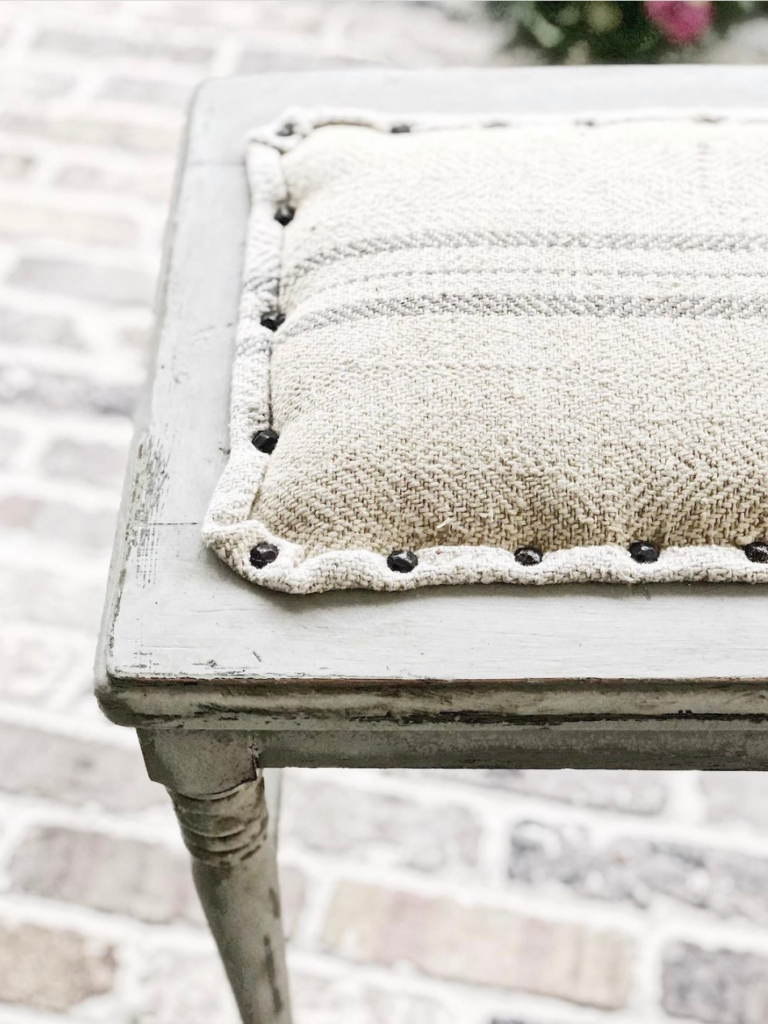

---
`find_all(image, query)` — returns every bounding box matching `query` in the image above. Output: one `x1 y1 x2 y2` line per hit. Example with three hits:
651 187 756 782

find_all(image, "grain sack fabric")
203 107 768 594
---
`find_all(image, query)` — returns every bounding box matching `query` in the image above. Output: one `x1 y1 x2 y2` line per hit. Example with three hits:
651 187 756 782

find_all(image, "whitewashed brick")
291 972 452 1024
0 425 20 468
0 201 137 247
663 942 768 1024
0 364 138 418
0 629 79 702
700 772 768 833
11 826 204 925
0 306 84 349
322 881 634 1009
416 768 668 814
0 721 165 811
508 819 768 925
33 27 213 65
9 257 154 307
235 51 364 75
133 949 239 1024
56 162 174 204
0 493 117 550
11 825 306 935
42 436 129 488
98 75 193 109
0 111 178 155
0 152 35 180
0 69 77 100
0 563 105 630
0 921 116 1013
281 776 480 872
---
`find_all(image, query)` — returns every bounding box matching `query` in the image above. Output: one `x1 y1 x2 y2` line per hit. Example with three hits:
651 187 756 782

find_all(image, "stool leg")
137 731 292 1024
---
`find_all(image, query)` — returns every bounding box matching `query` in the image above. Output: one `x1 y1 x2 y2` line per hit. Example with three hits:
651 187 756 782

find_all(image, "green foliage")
485 1 768 63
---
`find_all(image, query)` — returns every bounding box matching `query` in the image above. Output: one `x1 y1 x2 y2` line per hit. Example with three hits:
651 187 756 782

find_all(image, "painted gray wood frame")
138 734 291 1022
96 67 768 769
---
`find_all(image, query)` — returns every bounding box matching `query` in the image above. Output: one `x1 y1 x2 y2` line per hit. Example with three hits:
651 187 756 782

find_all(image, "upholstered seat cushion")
204 108 768 593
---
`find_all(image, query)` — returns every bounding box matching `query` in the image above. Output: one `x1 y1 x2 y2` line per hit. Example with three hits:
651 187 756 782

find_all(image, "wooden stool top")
96 67 768 770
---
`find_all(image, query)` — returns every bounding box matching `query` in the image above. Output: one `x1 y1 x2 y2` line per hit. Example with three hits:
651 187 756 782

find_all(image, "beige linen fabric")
204 108 768 593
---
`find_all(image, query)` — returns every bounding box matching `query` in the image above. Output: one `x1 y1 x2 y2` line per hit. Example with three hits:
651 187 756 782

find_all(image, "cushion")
204 107 768 594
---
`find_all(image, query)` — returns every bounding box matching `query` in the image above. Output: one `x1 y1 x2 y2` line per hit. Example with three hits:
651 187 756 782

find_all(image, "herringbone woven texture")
205 111 768 592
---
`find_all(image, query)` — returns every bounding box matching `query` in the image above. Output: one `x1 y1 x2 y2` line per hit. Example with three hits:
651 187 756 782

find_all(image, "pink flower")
644 1 713 45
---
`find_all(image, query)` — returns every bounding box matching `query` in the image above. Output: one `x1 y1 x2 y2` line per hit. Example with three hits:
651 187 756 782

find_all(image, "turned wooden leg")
137 730 292 1024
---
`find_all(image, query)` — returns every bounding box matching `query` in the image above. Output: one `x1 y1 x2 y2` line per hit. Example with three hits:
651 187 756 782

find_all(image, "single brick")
0 68 77 100
279 863 306 940
226 0 501 64
236 50 363 74
0 630 77 702
291 972 452 1024
0 425 21 468
133 949 239 1024
0 151 35 180
120 323 154 350
0 721 165 812
0 306 83 348
0 494 118 550
9 257 154 307
0 200 137 247
322 881 634 1009
281 776 480 871
663 941 768 1023
424 768 667 815
0 364 138 418
43 437 129 488
133 0 295 29
10 826 203 926
700 772 768 833
10 826 304 934
507 820 768 924
33 27 213 64
0 564 105 631
0 111 178 154
98 75 193 109
0 920 116 1012
56 163 174 203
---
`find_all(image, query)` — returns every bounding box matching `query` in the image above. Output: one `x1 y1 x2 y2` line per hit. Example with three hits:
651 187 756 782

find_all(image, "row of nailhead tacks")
248 428 768 573
251 119 415 574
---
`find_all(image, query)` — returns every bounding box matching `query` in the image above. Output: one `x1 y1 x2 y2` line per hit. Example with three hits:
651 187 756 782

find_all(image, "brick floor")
1 2 768 1022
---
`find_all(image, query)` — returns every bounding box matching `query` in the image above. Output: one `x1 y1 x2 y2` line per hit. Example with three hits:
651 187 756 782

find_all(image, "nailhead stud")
629 541 659 564
274 205 294 226
744 541 768 563
514 546 543 566
249 543 279 569
387 549 418 573
251 428 279 455
260 313 285 331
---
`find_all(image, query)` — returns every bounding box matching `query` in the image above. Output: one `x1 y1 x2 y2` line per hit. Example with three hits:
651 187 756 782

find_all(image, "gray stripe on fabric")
285 264 768 303
281 292 768 338
285 230 768 281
